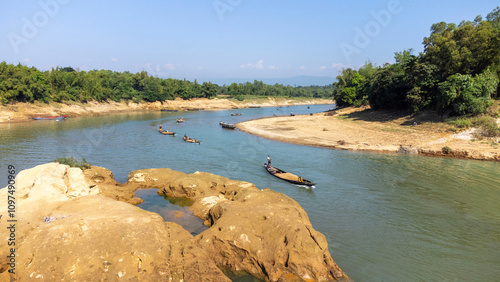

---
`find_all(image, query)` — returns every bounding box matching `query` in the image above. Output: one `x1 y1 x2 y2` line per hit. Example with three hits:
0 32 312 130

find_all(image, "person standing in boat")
267 155 271 166
159 123 163 131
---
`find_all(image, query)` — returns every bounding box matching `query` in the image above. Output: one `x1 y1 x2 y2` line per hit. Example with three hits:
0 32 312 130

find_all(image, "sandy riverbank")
236 106 500 161
0 97 333 123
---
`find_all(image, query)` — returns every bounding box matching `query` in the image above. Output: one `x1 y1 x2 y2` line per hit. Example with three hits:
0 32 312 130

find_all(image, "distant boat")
32 115 67 120
290 112 295 116
161 109 178 112
264 164 315 187
159 129 176 136
176 118 184 123
249 106 261 108
183 136 201 144
219 121 235 129
231 113 242 116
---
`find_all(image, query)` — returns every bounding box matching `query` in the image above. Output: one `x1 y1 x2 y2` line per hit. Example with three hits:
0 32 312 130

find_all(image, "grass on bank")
55 157 91 170
446 100 500 138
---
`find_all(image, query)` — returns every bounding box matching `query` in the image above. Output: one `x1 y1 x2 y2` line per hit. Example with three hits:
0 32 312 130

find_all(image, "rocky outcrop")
129 169 348 281
0 164 348 281
0 164 228 281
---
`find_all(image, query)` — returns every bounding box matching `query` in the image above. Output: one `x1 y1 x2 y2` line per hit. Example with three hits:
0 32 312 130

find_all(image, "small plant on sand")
442 146 453 154
55 157 91 170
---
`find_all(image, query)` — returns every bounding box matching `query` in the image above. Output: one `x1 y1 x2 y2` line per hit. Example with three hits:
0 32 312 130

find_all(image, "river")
1 104 499 281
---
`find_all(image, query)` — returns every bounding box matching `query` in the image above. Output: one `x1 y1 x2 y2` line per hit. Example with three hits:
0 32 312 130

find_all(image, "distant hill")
203 76 335 87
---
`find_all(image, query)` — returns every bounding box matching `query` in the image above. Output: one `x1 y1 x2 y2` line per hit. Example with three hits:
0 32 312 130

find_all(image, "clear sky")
1 0 498 83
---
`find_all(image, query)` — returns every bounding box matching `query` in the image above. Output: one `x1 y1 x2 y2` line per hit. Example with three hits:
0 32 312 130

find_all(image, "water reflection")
134 189 207 236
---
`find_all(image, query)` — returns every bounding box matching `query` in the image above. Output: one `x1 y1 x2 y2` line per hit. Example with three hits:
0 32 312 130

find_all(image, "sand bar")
236 106 500 161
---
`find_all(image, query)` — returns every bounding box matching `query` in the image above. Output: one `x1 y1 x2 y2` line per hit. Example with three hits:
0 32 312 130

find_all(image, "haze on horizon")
1 0 498 85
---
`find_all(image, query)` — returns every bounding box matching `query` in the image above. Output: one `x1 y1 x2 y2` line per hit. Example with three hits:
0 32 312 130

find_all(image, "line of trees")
334 7 500 116
0 63 334 105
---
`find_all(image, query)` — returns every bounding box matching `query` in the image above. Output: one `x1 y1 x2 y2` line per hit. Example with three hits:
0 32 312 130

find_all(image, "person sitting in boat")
184 133 188 140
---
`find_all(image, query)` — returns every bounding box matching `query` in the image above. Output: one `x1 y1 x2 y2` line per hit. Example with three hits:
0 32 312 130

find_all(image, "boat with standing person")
264 164 315 186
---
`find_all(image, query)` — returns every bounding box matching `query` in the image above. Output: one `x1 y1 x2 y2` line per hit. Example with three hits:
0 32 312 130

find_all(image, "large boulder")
131 169 349 281
0 164 348 281
0 164 228 281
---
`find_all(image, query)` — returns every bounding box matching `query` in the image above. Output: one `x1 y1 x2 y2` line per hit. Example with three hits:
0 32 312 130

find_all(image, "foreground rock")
0 164 228 281
129 169 348 281
0 163 348 281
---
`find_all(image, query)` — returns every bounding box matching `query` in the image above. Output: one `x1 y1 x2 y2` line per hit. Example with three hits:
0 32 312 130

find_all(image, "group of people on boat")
184 133 199 143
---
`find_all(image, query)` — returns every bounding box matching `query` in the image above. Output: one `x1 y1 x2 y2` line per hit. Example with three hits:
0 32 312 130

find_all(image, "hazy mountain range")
200 76 335 87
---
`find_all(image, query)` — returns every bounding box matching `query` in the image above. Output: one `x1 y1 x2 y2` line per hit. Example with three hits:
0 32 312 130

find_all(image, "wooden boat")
176 118 184 123
219 121 235 129
32 115 67 120
183 136 201 144
161 109 178 112
290 112 295 116
230 113 242 116
264 164 315 186
159 129 176 136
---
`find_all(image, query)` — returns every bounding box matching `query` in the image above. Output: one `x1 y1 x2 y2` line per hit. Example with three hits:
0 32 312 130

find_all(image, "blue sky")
1 0 499 84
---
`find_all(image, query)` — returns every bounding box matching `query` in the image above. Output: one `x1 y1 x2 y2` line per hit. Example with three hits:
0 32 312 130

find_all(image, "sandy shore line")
236 106 500 161
0 97 333 123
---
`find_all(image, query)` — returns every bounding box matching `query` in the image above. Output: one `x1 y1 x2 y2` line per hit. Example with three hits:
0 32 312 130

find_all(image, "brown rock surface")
0 164 228 281
130 169 349 281
0 164 348 281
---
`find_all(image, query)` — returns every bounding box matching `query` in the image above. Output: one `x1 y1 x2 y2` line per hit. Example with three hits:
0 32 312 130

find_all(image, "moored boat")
32 115 68 120
230 113 242 116
219 121 235 129
264 164 315 186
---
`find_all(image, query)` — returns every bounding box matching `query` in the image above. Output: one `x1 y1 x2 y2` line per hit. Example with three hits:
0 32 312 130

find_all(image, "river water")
1 105 499 281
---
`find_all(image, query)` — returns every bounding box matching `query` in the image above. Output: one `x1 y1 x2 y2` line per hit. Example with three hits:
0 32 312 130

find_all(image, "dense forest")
333 7 500 116
0 63 334 105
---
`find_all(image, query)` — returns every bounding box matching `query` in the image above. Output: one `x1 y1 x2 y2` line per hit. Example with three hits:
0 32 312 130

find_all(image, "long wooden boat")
230 113 242 116
32 115 67 120
264 164 315 186
159 129 176 136
183 136 201 144
219 121 235 129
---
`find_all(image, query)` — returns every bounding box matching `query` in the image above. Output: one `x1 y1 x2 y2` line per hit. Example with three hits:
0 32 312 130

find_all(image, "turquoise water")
1 104 499 281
